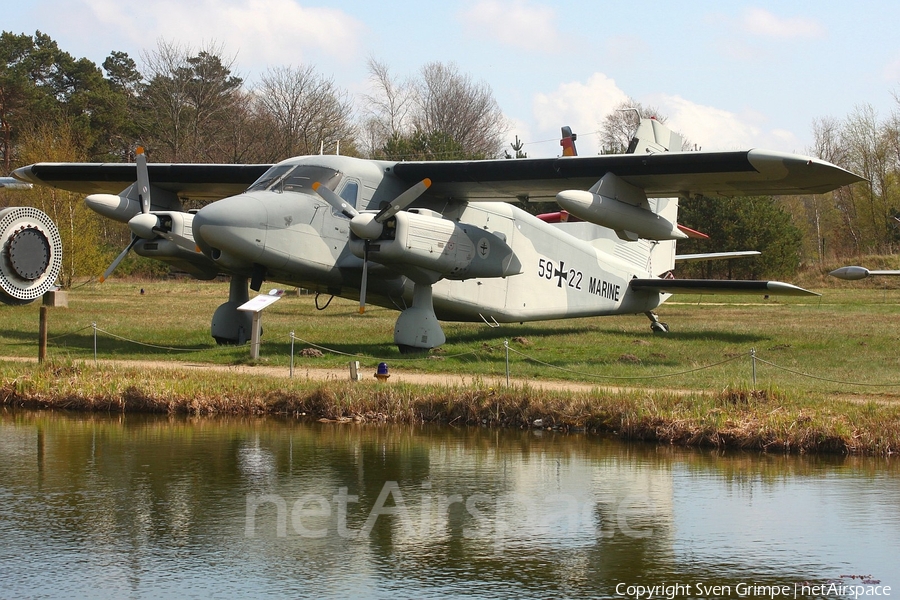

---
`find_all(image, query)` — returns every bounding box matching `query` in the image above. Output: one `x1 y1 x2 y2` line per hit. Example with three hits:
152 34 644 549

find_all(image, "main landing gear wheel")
211 276 253 345
645 311 669 334
0 207 63 305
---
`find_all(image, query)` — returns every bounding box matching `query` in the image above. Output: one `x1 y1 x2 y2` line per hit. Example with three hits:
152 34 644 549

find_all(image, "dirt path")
2 355 622 394
6 355 899 404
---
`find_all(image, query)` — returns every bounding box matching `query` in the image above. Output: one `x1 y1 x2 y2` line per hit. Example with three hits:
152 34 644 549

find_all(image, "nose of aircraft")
193 194 267 264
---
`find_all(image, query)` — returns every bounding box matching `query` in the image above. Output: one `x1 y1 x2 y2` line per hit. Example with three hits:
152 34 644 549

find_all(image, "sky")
4 0 900 158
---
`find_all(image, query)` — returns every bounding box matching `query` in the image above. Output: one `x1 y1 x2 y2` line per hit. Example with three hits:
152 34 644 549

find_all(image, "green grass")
2 277 900 401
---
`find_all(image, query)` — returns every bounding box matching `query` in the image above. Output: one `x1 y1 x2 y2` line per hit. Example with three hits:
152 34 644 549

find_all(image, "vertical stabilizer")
626 117 683 154
560 126 577 156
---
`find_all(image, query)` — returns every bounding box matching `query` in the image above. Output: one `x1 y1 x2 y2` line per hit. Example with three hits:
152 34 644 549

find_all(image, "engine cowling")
350 209 522 280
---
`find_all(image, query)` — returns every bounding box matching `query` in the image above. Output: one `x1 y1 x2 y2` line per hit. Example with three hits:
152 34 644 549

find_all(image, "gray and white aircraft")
0 176 32 190
10 117 862 351
830 266 900 280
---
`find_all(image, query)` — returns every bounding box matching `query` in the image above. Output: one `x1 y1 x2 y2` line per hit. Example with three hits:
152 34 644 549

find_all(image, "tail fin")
626 116 683 154
560 126 577 156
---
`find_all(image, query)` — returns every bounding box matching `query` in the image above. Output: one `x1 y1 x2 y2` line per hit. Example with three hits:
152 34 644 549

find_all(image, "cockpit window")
246 164 293 192
339 181 359 207
246 164 342 193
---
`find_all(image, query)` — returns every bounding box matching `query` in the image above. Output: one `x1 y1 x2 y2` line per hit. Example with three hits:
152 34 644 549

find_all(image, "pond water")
0 411 897 599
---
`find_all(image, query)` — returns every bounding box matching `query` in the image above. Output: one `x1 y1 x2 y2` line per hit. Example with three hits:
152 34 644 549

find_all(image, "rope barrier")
0 324 95 347
753 355 900 388
289 334 480 362
91 326 210 352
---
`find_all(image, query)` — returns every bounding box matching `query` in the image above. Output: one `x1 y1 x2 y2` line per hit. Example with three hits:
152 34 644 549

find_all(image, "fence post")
504 339 510 387
290 331 295 378
751 348 757 388
38 306 48 363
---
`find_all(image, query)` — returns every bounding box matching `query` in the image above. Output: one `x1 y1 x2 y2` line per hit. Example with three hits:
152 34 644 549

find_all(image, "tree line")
0 31 888 284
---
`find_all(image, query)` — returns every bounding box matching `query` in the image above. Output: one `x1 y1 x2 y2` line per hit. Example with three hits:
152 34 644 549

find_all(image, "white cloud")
459 0 561 51
883 57 900 83
532 73 629 155
740 7 825 39
655 94 801 152
52 0 365 75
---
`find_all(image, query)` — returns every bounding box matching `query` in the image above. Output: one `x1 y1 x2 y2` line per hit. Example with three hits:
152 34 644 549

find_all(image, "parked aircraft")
10 117 862 351
0 176 32 190
829 266 900 280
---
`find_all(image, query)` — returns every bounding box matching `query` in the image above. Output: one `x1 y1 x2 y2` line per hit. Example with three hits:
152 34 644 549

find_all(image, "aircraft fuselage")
190 155 664 325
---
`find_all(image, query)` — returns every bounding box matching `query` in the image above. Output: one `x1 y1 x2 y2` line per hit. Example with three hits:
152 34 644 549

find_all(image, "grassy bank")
2 359 898 456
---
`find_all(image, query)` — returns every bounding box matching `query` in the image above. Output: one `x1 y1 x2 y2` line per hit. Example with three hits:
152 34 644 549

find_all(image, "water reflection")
0 411 897 599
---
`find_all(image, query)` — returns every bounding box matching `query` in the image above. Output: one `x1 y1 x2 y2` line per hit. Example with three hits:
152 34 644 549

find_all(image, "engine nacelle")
556 188 686 242
132 211 218 280
350 209 522 280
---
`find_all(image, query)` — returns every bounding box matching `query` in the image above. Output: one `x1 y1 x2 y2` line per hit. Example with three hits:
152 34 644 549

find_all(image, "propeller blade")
100 236 140 282
359 240 369 314
375 178 431 223
135 147 151 214
312 182 359 218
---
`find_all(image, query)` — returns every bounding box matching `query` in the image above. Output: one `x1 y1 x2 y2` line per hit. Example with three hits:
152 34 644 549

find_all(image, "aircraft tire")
650 321 669 333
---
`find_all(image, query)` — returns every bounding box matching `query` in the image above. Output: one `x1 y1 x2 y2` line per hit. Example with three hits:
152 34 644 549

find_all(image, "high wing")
14 149 861 202
392 150 863 202
12 163 271 200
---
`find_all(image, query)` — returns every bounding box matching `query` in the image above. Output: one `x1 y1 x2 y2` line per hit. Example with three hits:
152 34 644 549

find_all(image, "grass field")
1 276 900 401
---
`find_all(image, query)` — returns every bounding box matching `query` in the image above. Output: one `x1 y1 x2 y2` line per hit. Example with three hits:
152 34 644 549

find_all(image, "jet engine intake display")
0 206 63 305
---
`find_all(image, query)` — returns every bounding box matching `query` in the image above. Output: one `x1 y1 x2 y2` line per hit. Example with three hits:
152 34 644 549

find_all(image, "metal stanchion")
504 339 510 387
751 348 757 388
290 331 295 378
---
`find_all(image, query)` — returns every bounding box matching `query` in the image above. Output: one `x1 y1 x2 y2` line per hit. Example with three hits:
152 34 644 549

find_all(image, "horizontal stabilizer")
630 278 819 296
675 251 761 263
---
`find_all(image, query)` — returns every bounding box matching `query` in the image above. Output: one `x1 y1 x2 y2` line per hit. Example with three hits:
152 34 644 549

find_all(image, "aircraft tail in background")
560 126 577 156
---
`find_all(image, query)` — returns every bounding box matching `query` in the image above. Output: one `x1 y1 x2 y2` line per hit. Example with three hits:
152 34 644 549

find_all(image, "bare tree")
411 61 507 159
599 99 688 154
361 58 413 156
253 65 357 160
809 116 858 258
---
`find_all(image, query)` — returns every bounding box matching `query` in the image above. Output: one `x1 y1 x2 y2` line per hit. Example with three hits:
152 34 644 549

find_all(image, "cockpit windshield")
246 164 342 194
